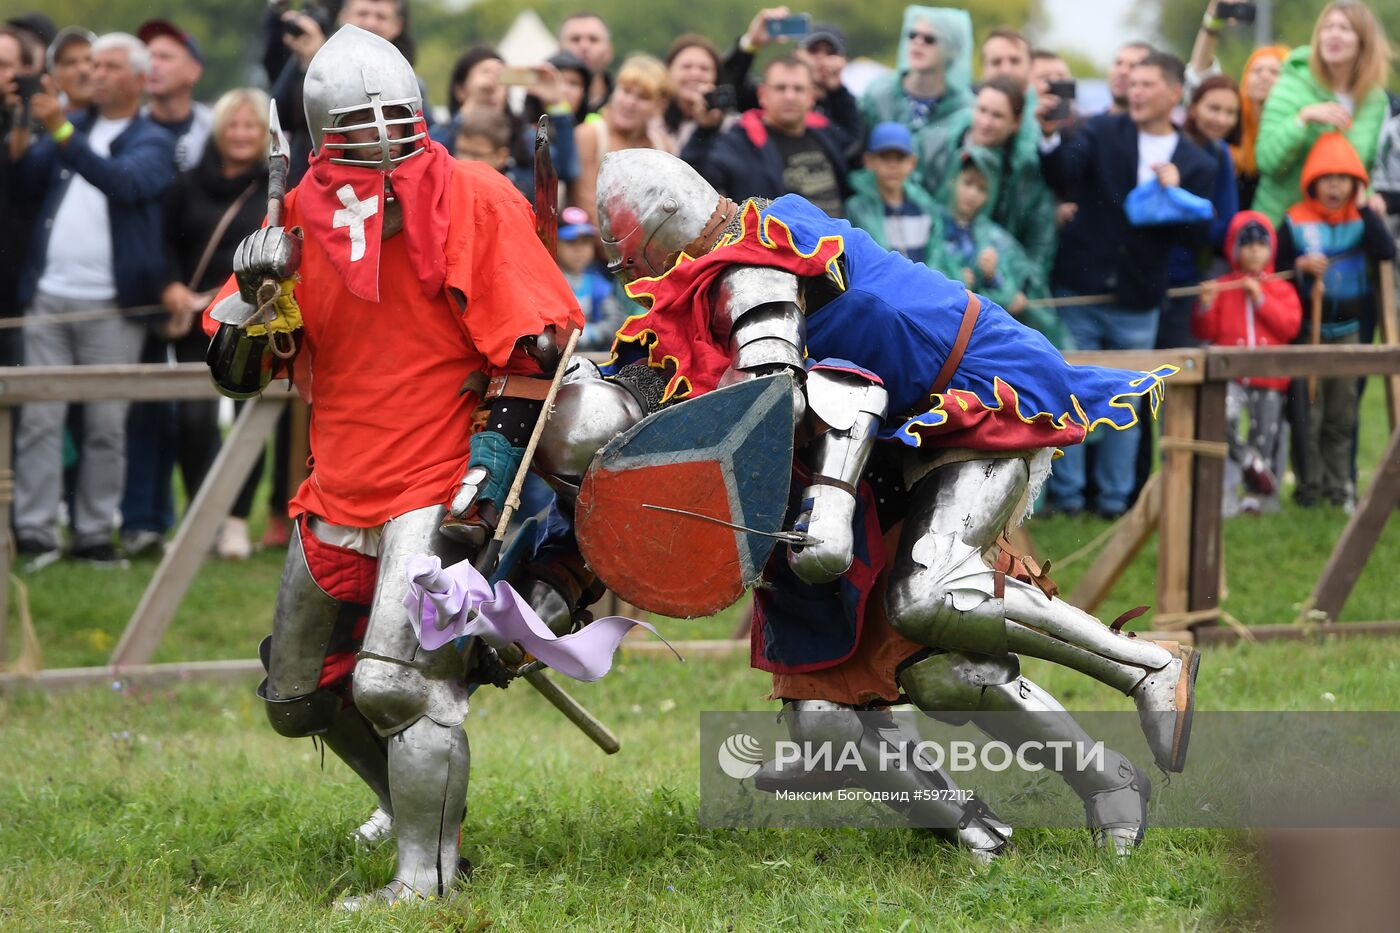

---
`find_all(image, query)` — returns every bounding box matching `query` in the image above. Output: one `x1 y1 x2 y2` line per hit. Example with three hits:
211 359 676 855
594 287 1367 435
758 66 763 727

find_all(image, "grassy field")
5 637 1400 931
2 384 1399 929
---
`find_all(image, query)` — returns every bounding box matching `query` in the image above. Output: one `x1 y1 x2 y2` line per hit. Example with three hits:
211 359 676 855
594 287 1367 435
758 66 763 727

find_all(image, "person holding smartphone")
715 10 863 153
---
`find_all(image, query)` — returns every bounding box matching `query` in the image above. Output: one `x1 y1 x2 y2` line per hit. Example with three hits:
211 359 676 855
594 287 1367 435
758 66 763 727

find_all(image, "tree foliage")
2 0 1044 109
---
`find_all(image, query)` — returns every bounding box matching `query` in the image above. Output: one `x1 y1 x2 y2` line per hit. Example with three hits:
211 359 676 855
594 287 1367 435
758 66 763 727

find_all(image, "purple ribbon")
403 555 678 682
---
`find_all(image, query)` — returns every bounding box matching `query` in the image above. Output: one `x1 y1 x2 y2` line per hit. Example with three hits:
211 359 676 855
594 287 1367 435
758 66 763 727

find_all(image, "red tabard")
206 161 582 527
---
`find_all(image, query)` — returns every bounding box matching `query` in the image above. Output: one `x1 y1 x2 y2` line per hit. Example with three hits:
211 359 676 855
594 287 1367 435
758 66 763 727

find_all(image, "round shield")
576 374 796 617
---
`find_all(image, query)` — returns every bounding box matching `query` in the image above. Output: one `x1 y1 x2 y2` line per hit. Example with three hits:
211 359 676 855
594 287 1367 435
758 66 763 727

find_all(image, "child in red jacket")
1193 211 1303 514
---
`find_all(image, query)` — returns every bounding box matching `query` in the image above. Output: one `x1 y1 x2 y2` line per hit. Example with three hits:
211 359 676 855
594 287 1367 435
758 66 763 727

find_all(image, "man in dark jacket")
719 13 864 154
7 32 175 566
1037 50 1215 517
682 55 851 217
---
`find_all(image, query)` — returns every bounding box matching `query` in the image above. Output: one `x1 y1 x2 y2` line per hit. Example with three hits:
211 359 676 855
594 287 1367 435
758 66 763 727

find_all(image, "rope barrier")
1022 269 1299 309
0 267 1306 328
0 304 167 330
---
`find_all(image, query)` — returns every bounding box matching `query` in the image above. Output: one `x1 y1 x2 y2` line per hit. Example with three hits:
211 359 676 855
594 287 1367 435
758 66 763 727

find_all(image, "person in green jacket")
845 133 1068 349
928 77 1058 296
859 6 973 184
1252 1 1391 226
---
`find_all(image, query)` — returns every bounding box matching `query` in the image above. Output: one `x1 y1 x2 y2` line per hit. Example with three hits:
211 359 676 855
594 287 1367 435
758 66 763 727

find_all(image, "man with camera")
682 54 851 217
265 0 416 185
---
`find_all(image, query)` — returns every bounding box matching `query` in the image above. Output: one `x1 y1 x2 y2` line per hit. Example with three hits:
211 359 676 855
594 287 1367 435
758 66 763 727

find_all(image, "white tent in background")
499 9 558 67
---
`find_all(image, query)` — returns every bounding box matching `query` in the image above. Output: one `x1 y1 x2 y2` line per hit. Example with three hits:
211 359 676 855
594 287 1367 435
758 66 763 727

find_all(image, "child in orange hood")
1194 211 1302 514
1275 133 1396 508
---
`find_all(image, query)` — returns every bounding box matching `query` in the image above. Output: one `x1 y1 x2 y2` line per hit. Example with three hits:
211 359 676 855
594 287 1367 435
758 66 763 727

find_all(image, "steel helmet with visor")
303 24 425 171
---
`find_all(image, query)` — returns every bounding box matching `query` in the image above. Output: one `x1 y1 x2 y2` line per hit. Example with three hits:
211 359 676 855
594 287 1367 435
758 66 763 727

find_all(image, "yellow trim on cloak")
896 364 1180 447
605 201 846 402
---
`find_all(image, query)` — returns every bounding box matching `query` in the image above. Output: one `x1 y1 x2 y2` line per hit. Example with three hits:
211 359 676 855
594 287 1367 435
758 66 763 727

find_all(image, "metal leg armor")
787 369 889 584
259 528 393 817
898 652 1151 855
759 700 1013 862
884 458 1200 773
343 506 475 909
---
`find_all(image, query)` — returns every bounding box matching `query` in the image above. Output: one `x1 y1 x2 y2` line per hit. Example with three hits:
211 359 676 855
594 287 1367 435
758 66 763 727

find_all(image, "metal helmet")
596 150 736 282
303 25 426 171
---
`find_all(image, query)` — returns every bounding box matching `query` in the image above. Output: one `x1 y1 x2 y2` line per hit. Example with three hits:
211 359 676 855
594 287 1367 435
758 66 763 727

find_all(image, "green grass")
10 637 1400 931
3 383 1399 928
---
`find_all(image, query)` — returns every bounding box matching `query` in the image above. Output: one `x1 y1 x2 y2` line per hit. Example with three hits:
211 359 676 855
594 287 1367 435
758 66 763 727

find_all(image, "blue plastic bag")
1124 178 1214 226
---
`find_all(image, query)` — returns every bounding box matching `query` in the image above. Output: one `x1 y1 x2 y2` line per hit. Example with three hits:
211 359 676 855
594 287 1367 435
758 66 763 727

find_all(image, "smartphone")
1045 79 1075 122
499 66 537 86
1215 2 1257 24
766 13 811 39
703 84 736 112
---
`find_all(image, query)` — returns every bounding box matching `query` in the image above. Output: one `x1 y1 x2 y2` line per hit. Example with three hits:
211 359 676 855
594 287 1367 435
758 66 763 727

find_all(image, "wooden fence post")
0 408 11 664
1378 260 1400 432
109 392 289 668
1187 381 1228 622
1156 383 1198 618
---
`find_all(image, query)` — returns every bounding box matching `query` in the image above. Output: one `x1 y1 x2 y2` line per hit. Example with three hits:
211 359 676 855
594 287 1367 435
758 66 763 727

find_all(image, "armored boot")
899 652 1151 855
758 700 1013 862
888 530 1199 773
354 806 394 846
341 506 476 909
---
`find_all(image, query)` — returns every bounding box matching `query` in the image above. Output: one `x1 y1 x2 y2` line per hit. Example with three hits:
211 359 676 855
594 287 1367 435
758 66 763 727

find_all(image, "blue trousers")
1047 298 1161 516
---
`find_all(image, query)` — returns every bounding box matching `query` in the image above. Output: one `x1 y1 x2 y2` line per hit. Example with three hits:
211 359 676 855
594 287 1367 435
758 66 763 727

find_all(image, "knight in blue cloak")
516 149 1199 858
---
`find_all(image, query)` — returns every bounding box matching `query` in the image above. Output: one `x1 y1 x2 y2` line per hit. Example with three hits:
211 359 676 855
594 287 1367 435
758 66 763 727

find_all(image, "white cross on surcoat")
332 184 379 262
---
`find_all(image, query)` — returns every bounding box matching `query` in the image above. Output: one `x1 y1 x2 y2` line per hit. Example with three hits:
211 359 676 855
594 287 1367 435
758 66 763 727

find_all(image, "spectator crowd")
1 0 1398 568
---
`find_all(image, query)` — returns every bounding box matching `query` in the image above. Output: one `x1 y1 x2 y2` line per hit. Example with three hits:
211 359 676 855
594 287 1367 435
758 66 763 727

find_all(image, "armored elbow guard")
206 320 273 399
712 266 806 380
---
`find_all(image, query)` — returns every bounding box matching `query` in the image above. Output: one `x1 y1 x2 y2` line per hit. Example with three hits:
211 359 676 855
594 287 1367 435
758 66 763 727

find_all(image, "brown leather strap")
994 532 1060 599
1110 605 1151 633
993 569 1005 600
810 474 857 496
485 374 553 402
676 197 739 261
929 291 982 398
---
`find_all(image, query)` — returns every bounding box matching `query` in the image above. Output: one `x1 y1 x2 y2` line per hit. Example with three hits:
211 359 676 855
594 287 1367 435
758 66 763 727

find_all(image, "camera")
1216 2 1257 24
275 0 334 40
13 74 40 102
703 85 737 112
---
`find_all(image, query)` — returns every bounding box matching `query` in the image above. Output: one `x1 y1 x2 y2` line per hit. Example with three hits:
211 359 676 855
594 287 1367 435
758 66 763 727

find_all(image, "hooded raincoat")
1191 211 1302 392
859 7 974 179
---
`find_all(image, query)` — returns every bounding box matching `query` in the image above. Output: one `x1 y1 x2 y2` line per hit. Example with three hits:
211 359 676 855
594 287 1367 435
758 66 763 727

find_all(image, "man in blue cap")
555 205 624 351
845 121 935 263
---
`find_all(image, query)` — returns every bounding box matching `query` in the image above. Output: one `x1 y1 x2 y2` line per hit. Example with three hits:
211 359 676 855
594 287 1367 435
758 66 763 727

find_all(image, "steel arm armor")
787 368 888 584
711 266 806 389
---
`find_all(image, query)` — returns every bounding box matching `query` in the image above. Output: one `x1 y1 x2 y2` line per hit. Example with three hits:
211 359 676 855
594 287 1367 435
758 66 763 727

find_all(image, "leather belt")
929 290 982 398
485 374 553 401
